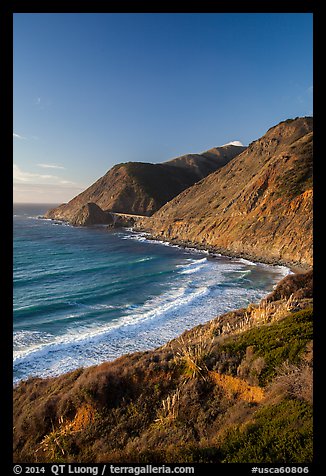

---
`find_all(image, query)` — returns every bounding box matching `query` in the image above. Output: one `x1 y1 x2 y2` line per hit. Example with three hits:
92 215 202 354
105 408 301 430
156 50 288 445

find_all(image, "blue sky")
13 13 313 203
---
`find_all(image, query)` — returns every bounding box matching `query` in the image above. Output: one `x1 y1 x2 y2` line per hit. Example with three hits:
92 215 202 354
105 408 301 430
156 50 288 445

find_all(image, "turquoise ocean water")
13 204 290 383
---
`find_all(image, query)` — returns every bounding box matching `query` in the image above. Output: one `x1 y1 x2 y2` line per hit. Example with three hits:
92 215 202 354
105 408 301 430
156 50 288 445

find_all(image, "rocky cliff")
136 117 313 269
45 145 245 223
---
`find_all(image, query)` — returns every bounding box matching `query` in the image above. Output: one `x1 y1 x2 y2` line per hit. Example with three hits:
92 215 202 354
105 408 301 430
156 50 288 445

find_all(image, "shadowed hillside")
136 117 313 269
45 145 245 222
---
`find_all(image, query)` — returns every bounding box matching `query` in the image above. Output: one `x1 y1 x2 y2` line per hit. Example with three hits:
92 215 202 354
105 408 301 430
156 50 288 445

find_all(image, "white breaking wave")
236 258 258 266
13 330 54 350
13 228 291 383
13 282 210 366
134 257 153 263
179 257 208 274
121 231 181 249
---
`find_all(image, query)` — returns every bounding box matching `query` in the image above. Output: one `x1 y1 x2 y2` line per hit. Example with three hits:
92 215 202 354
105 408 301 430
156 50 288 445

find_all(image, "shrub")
266 271 313 302
218 308 312 385
219 399 313 463
269 360 313 404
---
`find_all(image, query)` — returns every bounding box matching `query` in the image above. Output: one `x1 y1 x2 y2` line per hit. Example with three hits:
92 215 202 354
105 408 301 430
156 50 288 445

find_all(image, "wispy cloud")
13 133 26 140
13 164 57 183
13 164 76 186
35 96 52 109
60 180 75 185
37 163 65 170
13 183 84 203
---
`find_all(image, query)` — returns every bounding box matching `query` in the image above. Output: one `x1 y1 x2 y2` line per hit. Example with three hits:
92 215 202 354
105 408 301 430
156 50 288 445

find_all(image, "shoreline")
37 213 312 275
130 227 312 275
14 218 297 385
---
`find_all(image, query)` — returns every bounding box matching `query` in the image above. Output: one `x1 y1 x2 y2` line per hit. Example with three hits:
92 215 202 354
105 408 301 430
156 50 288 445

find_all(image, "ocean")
13 204 291 383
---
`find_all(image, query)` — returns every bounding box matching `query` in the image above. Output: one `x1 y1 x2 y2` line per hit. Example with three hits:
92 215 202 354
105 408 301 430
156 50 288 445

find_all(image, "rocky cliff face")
45 145 245 223
136 117 313 269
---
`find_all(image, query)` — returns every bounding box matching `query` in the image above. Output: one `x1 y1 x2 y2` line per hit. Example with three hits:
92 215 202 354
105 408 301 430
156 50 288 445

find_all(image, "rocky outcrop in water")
69 202 113 226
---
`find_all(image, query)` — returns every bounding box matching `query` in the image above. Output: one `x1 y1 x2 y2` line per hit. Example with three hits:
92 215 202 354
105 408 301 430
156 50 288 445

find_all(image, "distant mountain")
165 144 245 179
136 117 313 269
44 144 246 223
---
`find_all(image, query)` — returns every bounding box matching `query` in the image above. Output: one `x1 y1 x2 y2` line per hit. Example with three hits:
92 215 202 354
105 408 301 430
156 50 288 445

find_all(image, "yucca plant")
36 416 76 459
175 333 214 381
36 404 95 460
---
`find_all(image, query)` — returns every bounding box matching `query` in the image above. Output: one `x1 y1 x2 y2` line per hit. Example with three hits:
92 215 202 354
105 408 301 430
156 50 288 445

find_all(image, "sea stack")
69 202 114 226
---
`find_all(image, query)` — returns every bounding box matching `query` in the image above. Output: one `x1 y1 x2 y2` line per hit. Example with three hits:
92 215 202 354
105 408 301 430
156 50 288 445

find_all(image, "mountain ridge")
14 117 314 463
135 117 313 269
45 144 245 222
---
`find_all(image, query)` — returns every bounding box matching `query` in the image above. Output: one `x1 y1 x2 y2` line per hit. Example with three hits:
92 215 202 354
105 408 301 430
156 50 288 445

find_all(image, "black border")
2 2 14 474
4 1 320 474
7 1 316 14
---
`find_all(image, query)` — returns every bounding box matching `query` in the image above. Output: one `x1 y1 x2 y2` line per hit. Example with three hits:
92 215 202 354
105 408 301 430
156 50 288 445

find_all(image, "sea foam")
14 207 290 383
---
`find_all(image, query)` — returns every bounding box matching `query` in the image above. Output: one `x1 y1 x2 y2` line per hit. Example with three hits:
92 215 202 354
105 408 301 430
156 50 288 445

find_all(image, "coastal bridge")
109 212 148 227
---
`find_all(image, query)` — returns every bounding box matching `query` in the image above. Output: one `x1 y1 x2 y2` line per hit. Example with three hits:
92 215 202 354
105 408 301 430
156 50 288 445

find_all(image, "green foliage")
164 445 222 463
14 305 313 464
109 445 222 464
220 309 313 385
219 399 313 463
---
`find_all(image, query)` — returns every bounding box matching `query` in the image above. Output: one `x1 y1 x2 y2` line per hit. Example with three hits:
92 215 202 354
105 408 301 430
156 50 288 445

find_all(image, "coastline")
14 214 297 384
14 265 313 463
38 212 306 274
14 213 313 464
130 226 311 275
38 214 310 274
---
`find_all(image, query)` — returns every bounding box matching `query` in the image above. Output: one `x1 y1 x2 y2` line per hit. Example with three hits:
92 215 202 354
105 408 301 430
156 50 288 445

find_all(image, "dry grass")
268 360 313 404
207 304 275 342
209 371 265 403
36 404 95 459
212 294 306 340
154 389 181 426
245 294 301 326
